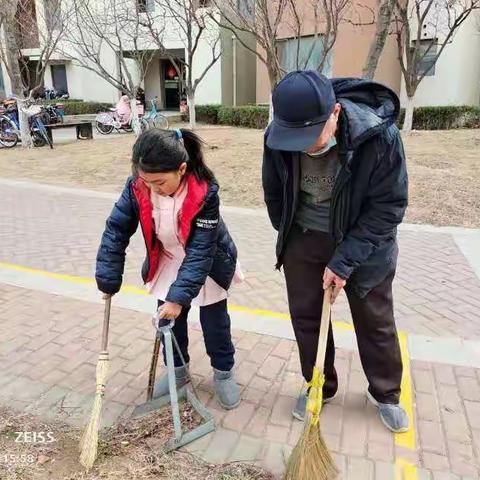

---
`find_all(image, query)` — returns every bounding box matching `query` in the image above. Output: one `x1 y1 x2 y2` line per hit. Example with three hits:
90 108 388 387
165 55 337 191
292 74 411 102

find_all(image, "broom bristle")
285 418 338 480
79 352 109 470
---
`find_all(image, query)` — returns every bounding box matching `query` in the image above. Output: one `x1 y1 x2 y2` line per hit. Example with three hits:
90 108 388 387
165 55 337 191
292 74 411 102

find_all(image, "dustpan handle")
315 287 332 375
101 297 112 351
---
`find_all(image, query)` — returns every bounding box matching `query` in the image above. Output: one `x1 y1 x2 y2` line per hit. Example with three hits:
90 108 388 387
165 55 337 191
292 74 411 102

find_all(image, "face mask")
305 136 337 157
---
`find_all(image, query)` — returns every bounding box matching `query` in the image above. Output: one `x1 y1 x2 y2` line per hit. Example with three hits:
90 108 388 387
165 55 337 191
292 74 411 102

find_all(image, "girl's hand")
158 302 182 321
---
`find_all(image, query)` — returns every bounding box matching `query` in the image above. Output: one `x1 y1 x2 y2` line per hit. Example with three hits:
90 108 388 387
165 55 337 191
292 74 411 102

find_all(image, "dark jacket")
96 174 238 306
262 78 408 298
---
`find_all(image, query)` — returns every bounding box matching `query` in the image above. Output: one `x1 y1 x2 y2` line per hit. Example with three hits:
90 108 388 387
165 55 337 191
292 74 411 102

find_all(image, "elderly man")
262 70 409 433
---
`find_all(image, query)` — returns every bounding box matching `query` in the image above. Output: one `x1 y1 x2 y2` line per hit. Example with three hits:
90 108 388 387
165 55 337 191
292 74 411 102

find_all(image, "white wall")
144 58 163 107
2 1 224 105
133 6 224 105
400 11 480 107
192 35 222 105
44 61 119 103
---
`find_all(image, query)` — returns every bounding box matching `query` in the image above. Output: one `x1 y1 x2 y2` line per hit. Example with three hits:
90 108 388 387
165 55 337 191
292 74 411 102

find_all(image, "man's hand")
323 267 347 304
158 302 182 321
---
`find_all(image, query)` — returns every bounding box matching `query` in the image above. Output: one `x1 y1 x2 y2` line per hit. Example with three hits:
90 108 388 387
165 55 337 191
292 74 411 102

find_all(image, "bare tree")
211 0 353 122
211 0 288 92
393 0 479 131
363 0 397 78
59 0 157 135
142 0 222 129
0 0 72 147
213 0 353 92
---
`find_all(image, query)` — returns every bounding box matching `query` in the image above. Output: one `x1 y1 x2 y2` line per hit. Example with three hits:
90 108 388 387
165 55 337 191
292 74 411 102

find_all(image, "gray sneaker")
367 391 409 433
292 389 338 421
213 368 241 410
152 364 190 399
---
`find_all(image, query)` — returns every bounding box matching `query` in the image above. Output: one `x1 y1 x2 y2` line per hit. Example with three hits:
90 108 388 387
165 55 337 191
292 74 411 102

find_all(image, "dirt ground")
0 406 273 480
0 125 479 227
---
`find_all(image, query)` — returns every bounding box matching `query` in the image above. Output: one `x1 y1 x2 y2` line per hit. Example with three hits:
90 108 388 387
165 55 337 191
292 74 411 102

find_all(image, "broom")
284 287 338 480
79 297 112 470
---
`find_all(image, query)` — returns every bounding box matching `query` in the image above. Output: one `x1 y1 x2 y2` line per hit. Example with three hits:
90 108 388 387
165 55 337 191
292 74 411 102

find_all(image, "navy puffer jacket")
263 77 408 298
96 174 238 306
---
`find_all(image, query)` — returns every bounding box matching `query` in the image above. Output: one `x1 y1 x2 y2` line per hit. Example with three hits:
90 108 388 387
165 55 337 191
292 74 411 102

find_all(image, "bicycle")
28 106 53 149
143 98 169 129
0 104 20 148
3 97 53 148
42 103 64 124
95 100 148 135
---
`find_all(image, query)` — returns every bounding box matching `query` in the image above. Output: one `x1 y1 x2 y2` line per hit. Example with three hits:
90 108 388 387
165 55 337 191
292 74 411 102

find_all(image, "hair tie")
175 129 183 140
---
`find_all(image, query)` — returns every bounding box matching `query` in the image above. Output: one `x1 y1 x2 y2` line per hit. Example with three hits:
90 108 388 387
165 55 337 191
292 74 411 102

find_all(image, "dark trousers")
157 299 235 372
283 226 402 404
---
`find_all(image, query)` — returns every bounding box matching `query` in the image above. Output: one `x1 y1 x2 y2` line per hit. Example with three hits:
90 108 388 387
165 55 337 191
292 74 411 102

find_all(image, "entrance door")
51 64 68 95
164 60 180 110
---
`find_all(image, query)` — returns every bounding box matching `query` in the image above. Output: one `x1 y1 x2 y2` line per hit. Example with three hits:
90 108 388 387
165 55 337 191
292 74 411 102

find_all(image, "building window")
237 0 254 18
412 39 437 77
45 0 62 31
277 35 333 76
137 0 155 13
51 64 68 95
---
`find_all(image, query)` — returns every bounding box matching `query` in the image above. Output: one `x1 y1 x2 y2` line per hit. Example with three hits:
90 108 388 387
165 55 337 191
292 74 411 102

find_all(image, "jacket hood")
331 77 400 151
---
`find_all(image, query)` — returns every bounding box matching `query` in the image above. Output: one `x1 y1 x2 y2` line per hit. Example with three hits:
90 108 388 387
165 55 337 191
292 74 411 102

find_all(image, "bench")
45 121 93 142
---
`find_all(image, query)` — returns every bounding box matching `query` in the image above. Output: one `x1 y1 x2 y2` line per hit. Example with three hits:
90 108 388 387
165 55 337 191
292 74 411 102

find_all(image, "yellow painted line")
2 261 421 477
396 331 416 450
394 331 418 480
0 261 95 285
395 457 418 480
0 261 355 332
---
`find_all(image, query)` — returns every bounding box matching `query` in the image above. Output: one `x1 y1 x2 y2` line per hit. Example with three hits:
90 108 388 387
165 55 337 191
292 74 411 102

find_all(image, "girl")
96 128 243 410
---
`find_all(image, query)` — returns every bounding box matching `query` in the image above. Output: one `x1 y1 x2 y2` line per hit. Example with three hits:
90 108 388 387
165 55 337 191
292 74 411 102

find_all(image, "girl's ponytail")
131 127 215 184
179 128 216 183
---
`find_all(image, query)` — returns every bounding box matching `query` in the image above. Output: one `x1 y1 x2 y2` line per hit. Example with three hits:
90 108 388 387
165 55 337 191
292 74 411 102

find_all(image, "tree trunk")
268 92 274 124
130 98 142 136
3 12 33 147
403 95 414 132
17 101 33 148
267 65 278 125
3 17 23 95
188 92 196 130
363 0 396 79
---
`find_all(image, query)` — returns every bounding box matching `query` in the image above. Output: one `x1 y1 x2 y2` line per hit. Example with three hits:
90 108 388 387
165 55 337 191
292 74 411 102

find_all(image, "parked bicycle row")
0 98 62 148
0 95 169 148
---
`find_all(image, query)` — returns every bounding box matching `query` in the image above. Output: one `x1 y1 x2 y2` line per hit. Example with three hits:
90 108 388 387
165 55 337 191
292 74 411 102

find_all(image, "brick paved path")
2 180 480 339
1 285 479 478
1 180 480 479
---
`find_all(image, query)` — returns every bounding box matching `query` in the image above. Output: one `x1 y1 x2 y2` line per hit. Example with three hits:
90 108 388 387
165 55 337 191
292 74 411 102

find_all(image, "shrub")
217 105 269 129
398 105 480 130
43 100 113 115
196 104 221 124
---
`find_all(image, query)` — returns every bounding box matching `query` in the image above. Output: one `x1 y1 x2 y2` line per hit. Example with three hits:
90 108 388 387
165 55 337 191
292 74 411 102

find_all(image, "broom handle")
101 297 112 352
146 334 161 402
315 287 332 376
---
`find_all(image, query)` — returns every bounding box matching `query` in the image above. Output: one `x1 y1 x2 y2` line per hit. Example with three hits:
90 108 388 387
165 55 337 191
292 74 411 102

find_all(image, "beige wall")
221 27 257 106
256 0 401 104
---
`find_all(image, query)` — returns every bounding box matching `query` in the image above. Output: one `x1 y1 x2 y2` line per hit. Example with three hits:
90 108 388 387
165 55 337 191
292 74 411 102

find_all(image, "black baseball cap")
266 70 336 151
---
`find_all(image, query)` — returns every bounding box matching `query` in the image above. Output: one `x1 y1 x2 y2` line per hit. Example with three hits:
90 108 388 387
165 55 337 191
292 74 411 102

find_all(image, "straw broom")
284 287 338 480
79 297 112 470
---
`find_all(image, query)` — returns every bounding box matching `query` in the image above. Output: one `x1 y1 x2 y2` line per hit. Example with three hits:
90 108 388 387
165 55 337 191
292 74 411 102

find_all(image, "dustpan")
131 314 215 452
